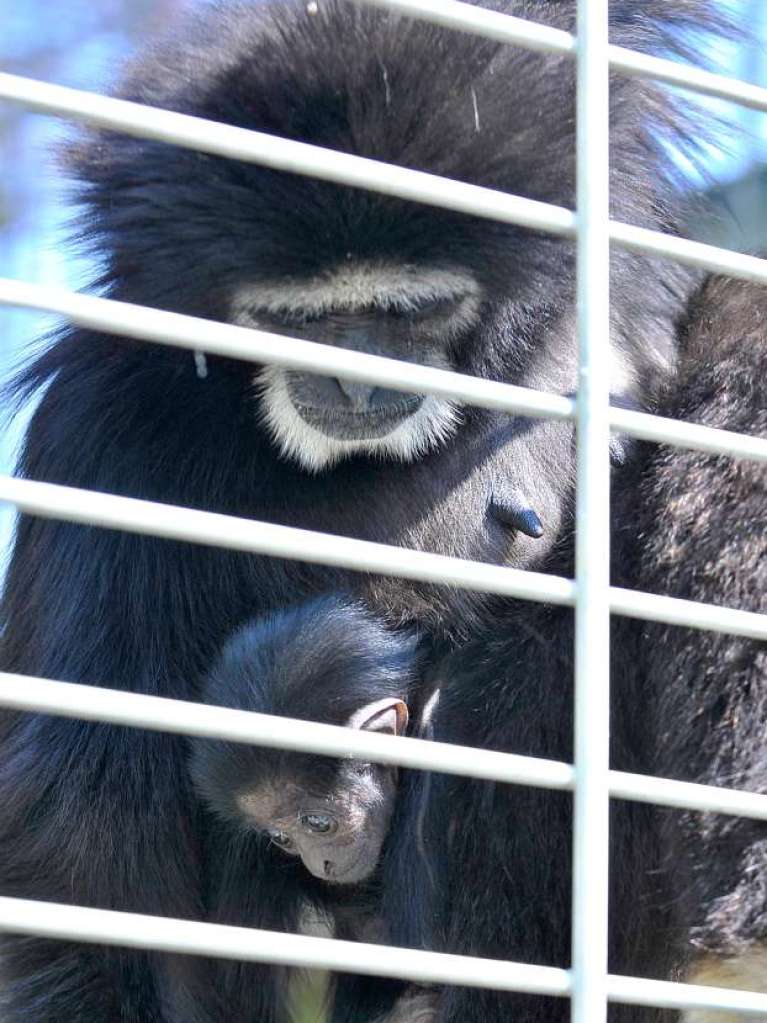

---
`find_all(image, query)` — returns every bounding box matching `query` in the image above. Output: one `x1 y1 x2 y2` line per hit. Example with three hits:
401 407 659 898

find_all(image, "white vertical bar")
571 1 612 1022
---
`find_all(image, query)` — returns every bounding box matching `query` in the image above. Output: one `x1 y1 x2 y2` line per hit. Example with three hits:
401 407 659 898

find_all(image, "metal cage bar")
355 0 767 112
571 3 612 1020
3 281 767 465
3 475 767 641
2 74 767 286
2 898 767 1018
6 672 767 824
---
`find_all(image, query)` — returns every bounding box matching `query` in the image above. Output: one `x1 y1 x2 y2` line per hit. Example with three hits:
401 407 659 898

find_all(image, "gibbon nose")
335 379 376 410
335 379 412 413
323 860 335 878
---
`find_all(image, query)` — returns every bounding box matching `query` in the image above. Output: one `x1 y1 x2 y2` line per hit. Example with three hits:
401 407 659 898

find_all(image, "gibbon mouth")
323 852 376 885
294 397 423 440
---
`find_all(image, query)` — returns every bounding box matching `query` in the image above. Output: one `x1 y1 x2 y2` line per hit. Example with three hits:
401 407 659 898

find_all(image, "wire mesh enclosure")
1 2 767 1022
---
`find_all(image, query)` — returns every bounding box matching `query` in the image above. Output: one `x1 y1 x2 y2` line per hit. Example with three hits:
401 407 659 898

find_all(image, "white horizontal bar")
0 73 575 238
2 897 767 1017
611 222 767 287
3 280 767 466
0 475 575 605
0 279 574 423
610 45 767 113
356 0 767 112
0 896 571 997
4 672 767 824
0 672 575 791
2 476 766 641
608 973 767 1017
610 586 767 642
610 770 767 821
2 76 767 286
609 407 767 465
353 0 575 54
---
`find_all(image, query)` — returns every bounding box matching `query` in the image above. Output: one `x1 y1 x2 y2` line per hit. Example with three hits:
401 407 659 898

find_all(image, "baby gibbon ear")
347 698 409 736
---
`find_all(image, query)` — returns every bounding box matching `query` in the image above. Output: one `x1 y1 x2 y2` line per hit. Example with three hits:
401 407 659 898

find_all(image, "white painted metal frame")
1 2 767 1020
571 3 611 1021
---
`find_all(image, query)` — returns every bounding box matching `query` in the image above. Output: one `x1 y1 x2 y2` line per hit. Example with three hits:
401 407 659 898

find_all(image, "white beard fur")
256 365 461 473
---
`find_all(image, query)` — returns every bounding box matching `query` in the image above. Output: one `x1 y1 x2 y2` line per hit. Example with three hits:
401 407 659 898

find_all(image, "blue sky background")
0 0 192 556
1 0 766 558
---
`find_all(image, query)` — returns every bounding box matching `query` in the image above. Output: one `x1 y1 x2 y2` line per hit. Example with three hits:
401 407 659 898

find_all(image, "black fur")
167 595 419 1023
370 275 767 1023
637 277 767 970
0 1 733 1021
190 594 419 791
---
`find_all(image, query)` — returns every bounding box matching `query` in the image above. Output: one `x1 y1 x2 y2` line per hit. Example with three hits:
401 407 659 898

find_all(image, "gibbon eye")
268 830 294 850
256 309 322 330
299 812 337 835
388 297 454 320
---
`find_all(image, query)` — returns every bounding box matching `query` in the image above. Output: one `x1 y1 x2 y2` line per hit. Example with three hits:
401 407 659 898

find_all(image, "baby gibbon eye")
268 829 295 851
299 812 337 835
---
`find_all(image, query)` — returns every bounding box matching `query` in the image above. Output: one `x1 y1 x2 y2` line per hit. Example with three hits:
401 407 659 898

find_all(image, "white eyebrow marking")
230 262 481 319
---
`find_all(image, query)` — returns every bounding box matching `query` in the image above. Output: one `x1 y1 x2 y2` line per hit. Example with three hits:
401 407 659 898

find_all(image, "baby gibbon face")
239 760 398 884
237 698 408 884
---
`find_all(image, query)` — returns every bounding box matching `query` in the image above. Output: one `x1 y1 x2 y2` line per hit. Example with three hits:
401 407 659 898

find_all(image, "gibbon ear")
347 698 409 737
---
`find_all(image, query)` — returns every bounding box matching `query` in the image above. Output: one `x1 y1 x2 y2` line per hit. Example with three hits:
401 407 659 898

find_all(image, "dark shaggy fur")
0 2 737 1021
167 595 420 1023
637 277 767 973
368 275 767 1023
190 594 419 793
